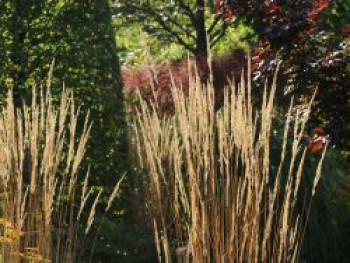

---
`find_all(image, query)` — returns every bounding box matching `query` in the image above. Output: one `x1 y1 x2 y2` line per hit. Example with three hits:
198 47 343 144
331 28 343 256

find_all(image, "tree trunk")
194 0 209 83
10 1 27 107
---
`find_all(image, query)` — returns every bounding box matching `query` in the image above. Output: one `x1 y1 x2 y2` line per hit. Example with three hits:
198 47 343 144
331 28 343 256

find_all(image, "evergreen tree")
0 0 126 200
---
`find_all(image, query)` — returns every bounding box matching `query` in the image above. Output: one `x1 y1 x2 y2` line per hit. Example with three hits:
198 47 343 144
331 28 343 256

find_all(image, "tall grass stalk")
131 67 327 263
0 87 121 262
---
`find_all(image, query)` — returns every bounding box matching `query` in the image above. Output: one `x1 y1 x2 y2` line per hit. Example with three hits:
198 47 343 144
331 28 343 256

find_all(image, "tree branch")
174 0 196 23
112 2 197 47
209 21 229 48
150 21 196 52
207 14 223 35
151 26 196 52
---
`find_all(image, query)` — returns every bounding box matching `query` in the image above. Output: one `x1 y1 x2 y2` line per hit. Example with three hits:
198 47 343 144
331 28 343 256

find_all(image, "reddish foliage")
341 24 350 36
123 61 189 114
313 127 326 136
216 1 332 77
307 138 326 153
307 127 327 153
123 51 247 115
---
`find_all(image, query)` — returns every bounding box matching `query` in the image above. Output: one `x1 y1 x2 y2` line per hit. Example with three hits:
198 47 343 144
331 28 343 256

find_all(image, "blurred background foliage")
113 12 253 68
0 0 348 262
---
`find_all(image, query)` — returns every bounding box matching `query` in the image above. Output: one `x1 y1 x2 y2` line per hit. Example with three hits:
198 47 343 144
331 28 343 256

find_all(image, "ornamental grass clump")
131 65 327 263
0 86 121 263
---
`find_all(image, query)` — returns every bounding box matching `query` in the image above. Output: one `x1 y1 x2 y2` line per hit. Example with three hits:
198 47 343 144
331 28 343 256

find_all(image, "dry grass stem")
0 85 121 263
131 67 327 263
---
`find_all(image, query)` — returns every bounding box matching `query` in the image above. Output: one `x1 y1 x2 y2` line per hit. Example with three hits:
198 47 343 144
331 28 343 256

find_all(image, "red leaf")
313 127 326 136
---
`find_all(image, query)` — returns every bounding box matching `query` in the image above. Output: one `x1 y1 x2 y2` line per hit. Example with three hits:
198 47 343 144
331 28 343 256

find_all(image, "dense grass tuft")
130 65 327 263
